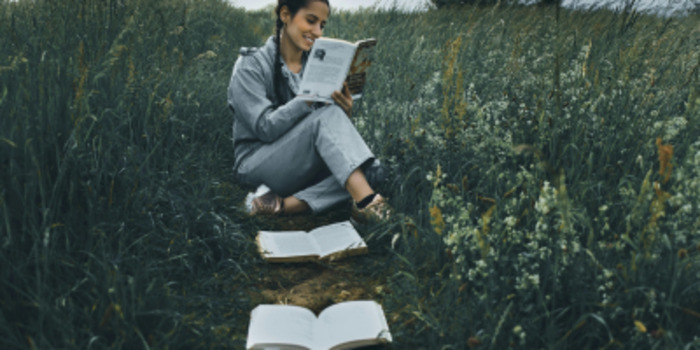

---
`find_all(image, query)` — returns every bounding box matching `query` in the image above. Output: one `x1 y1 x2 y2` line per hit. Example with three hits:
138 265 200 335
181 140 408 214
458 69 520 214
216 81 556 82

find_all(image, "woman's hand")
331 82 353 117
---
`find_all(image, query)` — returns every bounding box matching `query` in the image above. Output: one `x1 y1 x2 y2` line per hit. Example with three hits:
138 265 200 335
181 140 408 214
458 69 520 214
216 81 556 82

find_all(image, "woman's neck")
279 32 303 73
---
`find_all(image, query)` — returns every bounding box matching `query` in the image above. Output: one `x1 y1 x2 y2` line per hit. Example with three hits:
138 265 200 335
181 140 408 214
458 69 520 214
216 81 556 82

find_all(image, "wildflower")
504 216 517 228
170 26 184 35
467 336 481 347
656 137 673 183
513 324 526 343
650 328 665 338
430 205 445 235
527 274 540 288
634 320 647 333
535 181 554 215
196 50 218 60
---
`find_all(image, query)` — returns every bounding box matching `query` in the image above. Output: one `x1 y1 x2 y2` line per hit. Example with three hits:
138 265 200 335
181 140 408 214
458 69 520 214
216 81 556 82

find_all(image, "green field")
1 0 699 348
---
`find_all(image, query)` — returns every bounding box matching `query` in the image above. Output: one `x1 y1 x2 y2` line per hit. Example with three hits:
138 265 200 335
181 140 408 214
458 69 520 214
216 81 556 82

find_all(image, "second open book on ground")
255 221 367 262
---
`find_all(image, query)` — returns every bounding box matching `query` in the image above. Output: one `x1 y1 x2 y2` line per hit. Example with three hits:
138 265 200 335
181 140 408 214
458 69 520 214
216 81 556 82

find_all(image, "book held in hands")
298 37 377 102
256 221 367 263
246 300 392 350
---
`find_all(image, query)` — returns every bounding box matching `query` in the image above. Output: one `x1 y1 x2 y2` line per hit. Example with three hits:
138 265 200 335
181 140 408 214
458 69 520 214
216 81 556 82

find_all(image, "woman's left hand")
331 82 353 117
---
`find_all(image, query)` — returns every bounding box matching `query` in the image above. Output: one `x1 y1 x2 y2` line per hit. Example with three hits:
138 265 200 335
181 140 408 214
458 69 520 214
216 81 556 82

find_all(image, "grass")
1 0 699 348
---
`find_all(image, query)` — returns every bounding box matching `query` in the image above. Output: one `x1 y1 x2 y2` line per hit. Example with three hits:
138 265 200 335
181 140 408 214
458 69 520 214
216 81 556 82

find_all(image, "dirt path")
253 261 384 314
249 212 390 315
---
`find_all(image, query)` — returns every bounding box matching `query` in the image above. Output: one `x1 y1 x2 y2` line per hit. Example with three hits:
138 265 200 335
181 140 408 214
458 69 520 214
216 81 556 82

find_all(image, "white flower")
528 274 540 287
505 216 517 228
535 181 554 215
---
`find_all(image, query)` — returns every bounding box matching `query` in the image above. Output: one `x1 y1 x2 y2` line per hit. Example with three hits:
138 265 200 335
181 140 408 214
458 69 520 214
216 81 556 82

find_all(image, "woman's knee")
298 105 351 134
306 104 345 121
317 105 351 127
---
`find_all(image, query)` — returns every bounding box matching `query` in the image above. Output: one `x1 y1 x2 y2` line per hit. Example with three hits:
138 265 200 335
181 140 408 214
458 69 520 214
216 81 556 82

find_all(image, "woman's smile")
303 34 315 46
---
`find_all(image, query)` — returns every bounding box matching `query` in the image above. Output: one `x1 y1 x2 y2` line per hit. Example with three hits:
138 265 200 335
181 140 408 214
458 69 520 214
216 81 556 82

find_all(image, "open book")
256 221 367 263
298 37 377 102
246 300 392 350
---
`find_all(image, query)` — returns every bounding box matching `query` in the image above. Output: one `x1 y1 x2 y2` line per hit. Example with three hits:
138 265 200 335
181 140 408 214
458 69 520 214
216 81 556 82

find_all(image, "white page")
309 221 366 258
246 305 317 350
314 301 391 350
298 38 356 101
258 231 320 258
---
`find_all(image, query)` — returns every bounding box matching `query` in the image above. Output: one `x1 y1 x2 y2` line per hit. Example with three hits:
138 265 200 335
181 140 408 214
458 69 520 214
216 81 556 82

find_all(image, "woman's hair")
273 0 330 106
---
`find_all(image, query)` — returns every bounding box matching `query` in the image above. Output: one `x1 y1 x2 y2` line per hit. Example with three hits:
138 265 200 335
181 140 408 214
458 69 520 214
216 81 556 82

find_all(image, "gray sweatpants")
236 105 376 213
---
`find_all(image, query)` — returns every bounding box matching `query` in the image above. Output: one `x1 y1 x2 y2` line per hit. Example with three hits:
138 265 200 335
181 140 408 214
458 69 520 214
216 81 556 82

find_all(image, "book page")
298 38 356 102
308 221 366 259
246 305 317 350
258 231 321 259
314 301 392 350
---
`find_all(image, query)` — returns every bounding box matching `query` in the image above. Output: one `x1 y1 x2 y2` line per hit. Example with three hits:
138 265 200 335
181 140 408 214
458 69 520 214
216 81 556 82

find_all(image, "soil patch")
256 261 382 313
250 211 389 314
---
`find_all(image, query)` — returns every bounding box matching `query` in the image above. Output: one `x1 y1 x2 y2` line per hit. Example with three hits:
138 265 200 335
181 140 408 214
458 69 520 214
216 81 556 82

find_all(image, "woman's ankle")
283 196 310 214
355 193 377 209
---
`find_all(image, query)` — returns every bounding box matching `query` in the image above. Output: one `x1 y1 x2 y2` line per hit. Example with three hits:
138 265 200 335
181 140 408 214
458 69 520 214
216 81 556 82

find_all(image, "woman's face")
281 1 329 52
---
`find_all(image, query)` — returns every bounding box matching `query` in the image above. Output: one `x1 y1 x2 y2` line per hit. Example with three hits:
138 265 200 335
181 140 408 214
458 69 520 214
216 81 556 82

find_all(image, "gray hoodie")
227 36 313 169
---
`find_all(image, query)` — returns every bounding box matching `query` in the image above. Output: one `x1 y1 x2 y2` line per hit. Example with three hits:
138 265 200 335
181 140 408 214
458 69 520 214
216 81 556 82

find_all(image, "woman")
227 0 389 222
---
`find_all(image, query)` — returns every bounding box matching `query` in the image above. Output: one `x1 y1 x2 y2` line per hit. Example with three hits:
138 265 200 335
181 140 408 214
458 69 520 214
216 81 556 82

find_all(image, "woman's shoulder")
238 47 259 56
237 37 276 67
231 37 276 86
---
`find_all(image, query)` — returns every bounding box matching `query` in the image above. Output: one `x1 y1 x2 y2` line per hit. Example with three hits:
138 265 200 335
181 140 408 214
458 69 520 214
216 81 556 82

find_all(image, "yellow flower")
430 205 445 235
434 163 443 187
634 320 647 333
656 137 673 183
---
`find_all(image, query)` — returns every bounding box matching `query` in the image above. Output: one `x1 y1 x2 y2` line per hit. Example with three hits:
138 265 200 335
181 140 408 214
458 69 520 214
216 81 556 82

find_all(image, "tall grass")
1 0 698 348
1 0 263 348
339 3 699 348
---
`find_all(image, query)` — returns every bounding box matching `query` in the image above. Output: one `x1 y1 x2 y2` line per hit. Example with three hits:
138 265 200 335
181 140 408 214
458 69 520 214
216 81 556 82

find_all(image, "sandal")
246 186 283 216
351 194 391 224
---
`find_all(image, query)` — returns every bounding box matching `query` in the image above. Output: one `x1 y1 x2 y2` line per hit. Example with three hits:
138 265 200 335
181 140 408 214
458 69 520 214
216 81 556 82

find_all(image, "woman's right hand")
331 82 353 117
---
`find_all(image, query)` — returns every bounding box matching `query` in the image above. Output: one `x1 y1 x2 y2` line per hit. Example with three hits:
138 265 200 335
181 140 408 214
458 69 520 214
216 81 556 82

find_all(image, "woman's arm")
228 57 312 143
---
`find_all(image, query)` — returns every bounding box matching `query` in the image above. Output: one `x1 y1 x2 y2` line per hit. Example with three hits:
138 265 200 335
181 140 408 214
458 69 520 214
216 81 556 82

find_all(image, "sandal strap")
251 192 283 215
